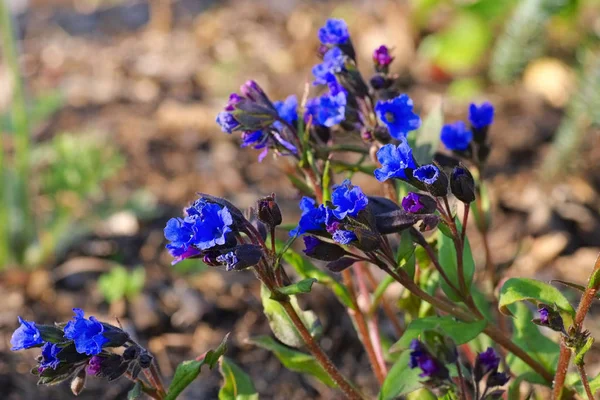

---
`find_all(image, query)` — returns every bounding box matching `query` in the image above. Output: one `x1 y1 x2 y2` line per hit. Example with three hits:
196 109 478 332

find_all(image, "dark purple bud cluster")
533 304 566 333
473 347 510 396
10 309 153 393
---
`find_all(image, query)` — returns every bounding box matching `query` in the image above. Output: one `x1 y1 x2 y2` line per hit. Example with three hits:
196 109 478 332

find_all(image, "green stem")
0 0 32 263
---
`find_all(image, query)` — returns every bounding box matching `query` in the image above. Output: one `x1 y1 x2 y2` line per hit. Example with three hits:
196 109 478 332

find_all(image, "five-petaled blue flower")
469 102 494 129
414 164 440 185
318 19 350 45
164 199 234 263
375 94 421 139
39 342 62 371
64 308 109 356
289 197 327 236
441 121 473 151
331 179 369 220
332 230 357 245
409 339 440 378
11 317 43 351
374 141 417 182
312 47 346 85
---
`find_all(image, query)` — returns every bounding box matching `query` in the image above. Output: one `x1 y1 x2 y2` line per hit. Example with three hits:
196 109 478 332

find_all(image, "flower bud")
217 245 264 271
353 228 380 252
372 45 393 72
450 166 476 203
123 345 140 361
38 324 67 343
401 192 437 214
100 324 130 348
487 371 510 388
533 305 565 333
138 353 153 369
369 75 390 90
373 125 392 143
70 369 86 396
325 257 357 272
257 194 282 227
474 347 500 382
240 80 276 111
303 236 347 261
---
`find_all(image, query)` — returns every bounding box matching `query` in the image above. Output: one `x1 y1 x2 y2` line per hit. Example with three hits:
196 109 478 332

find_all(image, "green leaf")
436 220 476 301
261 284 321 348
378 350 423 400
279 245 354 309
504 303 557 385
413 101 443 165
322 159 332 203
277 278 317 296
127 382 142 399
498 278 575 321
248 336 336 388
165 333 229 400
389 316 487 352
574 336 594 367
218 357 259 400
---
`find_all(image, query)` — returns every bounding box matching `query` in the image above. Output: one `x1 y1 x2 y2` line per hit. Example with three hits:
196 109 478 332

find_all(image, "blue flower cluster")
164 198 234 264
318 19 350 45
441 102 495 151
11 309 115 374
305 81 348 128
291 179 368 246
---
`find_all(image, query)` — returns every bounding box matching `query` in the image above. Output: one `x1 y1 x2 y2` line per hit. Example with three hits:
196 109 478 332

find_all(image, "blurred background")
1 0 600 398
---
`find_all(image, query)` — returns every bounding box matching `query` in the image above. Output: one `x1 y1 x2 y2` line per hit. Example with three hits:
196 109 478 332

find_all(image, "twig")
577 364 594 400
455 358 467 400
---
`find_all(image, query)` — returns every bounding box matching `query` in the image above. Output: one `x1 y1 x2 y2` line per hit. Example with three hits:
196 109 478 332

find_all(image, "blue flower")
414 164 440 185
469 102 494 129
274 95 298 125
374 141 417 182
216 252 238 271
477 347 500 373
164 200 234 262
303 236 320 254
11 317 43 351
331 179 368 220
312 47 346 85
402 193 424 213
332 230 357 245
64 308 109 356
39 342 62 371
318 19 350 45
441 121 473 151
375 94 421 139
409 339 440 378
289 197 327 236
216 111 239 133
316 91 347 127
538 307 549 325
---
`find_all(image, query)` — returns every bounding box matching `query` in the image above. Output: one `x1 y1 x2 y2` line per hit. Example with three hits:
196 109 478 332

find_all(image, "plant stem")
577 364 594 400
280 300 365 400
455 359 467 400
363 268 404 336
341 268 387 385
552 253 600 399
461 203 469 246
144 362 167 398
0 0 32 261
125 372 162 400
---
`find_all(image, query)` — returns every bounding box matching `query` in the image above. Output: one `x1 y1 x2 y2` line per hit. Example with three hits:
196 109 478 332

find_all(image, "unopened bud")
303 236 347 261
138 353 153 369
450 166 475 203
325 257 357 272
257 194 282 227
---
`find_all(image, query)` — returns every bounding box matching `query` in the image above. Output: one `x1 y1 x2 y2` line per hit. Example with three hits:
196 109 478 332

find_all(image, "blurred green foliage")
98 266 145 304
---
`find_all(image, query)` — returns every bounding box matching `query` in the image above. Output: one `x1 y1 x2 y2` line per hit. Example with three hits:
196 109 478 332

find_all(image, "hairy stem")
455 359 467 400
280 300 365 400
145 362 167 398
342 268 387 385
577 364 594 400
553 254 600 399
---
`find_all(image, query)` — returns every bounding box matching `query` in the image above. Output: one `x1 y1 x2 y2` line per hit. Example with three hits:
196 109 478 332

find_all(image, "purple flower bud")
538 307 549 324
487 371 510 388
373 45 393 68
361 129 374 142
225 93 243 111
402 192 425 213
86 356 103 376
408 339 447 379
534 305 565 332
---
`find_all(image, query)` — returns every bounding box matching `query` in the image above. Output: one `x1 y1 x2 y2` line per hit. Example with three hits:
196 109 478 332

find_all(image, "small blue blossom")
39 342 62 372
312 47 346 85
374 141 417 182
318 18 350 45
469 102 494 129
331 179 369 220
303 236 320 254
64 308 109 356
289 197 327 236
164 200 234 262
10 317 43 351
316 91 347 127
441 121 473 151
538 307 550 325
332 230 357 245
375 94 421 139
402 193 424 213
216 252 238 271
414 164 440 185
274 95 298 125
409 339 440 378
477 347 500 373
216 111 239 133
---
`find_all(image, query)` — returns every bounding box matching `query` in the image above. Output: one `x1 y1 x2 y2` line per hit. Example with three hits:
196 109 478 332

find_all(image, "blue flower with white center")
331 179 368 220
469 102 494 129
312 47 345 85
64 308 109 356
289 197 327 236
375 94 421 139
414 164 440 185
216 252 238 271
332 230 357 245
10 317 43 351
374 141 417 182
318 18 350 45
39 342 62 372
216 111 239 133
441 121 473 151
